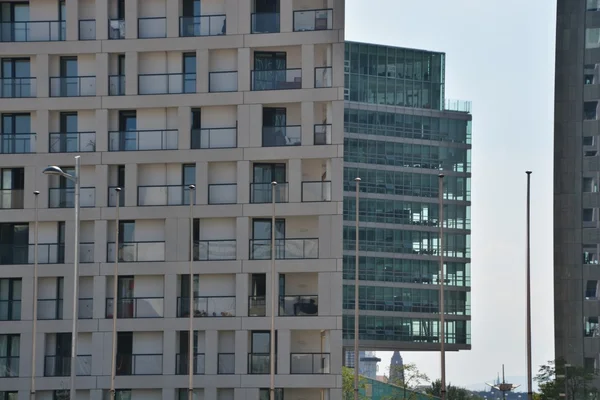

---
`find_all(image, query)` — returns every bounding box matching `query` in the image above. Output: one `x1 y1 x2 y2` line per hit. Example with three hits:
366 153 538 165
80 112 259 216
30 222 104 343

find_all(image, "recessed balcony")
0 356 18 377
314 67 333 88
250 183 288 203
108 187 125 207
37 298 92 320
0 133 36 154
248 296 266 317
108 19 125 39
314 124 332 144
116 354 163 376
0 77 36 98
251 12 280 34
209 71 238 92
137 185 191 206
105 297 164 318
0 20 65 42
191 127 237 149
301 181 332 202
293 9 332 32
49 76 96 97
194 240 237 261
218 353 235 374
208 184 237 205
0 243 63 265
290 353 330 374
0 189 24 209
179 15 226 37
48 187 96 208
177 296 235 317
252 69 302 91
279 295 318 316
138 73 196 95
109 75 125 96
176 353 205 375
138 17 166 38
49 132 96 153
249 238 319 260
44 355 92 377
109 130 178 151
262 125 301 147
0 299 20 321
78 19 96 40
248 353 273 374
107 241 166 262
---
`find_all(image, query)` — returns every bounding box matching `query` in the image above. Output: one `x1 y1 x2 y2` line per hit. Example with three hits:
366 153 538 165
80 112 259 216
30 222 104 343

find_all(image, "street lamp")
270 181 277 400
43 156 80 400
353 177 360 400
188 184 196 400
438 174 446 400
30 191 40 400
525 171 532 400
110 187 122 399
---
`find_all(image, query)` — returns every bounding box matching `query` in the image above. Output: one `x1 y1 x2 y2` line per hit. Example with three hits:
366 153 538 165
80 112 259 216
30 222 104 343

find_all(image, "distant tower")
389 351 404 382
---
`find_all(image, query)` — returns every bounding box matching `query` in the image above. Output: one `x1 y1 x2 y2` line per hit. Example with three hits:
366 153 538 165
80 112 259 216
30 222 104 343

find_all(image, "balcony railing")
79 19 96 40
248 296 266 316
79 298 93 319
314 124 332 145
138 73 196 95
176 353 205 375
251 12 280 33
138 185 191 206
279 295 318 316
302 181 332 202
252 69 301 90
0 133 35 154
0 77 36 98
290 353 330 374
108 187 125 207
194 240 237 261
179 15 226 36
208 184 237 205
109 129 178 151
293 9 333 31
250 182 288 204
0 189 24 209
0 21 64 42
177 296 236 317
314 66 333 88
250 238 319 260
109 75 125 96
108 19 125 39
218 353 235 374
116 354 163 376
0 300 21 321
106 297 164 318
248 353 273 374
262 126 301 147
0 243 64 265
49 76 96 97
209 71 238 92
107 241 166 262
0 356 19 377
191 127 237 149
49 132 96 153
138 17 166 38
37 298 63 320
44 355 92 377
48 187 96 208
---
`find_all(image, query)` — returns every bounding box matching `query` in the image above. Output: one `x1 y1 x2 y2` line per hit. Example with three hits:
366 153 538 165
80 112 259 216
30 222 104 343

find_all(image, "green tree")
343 366 368 400
387 363 430 399
426 380 483 400
534 359 600 400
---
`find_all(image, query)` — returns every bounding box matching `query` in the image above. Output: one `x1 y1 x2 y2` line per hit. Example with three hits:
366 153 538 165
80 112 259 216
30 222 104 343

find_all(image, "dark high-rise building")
389 351 404 381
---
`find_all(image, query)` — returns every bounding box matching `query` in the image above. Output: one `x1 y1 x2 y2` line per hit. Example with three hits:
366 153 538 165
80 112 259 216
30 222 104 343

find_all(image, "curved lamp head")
114 187 122 193
33 190 40 195
43 165 74 181
188 184 196 190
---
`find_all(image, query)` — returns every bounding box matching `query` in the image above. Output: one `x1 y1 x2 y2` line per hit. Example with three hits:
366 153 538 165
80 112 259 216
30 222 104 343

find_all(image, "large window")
0 278 21 320
0 334 20 377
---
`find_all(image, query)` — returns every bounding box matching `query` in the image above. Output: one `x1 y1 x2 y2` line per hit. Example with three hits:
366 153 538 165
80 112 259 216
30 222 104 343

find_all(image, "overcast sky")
345 0 557 387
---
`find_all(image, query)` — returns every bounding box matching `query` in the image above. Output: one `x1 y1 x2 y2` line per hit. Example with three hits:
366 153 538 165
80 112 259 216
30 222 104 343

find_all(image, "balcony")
218 353 234 374
251 13 280 33
176 353 205 375
301 181 331 202
314 124 331 144
314 66 333 88
179 15 226 36
177 296 235 317
252 69 301 90
116 354 163 376
191 127 237 149
108 187 125 207
0 243 64 265
208 184 237 205
0 356 19 377
137 185 191 206
79 298 93 319
79 19 96 40
107 241 166 262
106 297 164 318
290 353 330 374
44 355 92 377
109 129 178 151
293 9 333 31
250 182 288 203
262 126 301 147
49 76 96 97
0 20 64 42
48 187 96 208
209 71 238 92
0 133 35 154
0 300 20 321
248 353 272 374
49 132 96 153
250 238 319 260
279 295 318 316
0 189 24 209
0 77 36 98
194 240 236 261
138 17 166 38
108 19 125 39
109 75 125 96
37 298 63 320
248 296 266 316
138 73 196 95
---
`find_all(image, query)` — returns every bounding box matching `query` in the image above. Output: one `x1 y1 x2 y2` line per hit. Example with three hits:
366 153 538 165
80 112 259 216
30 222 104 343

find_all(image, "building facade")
341 42 472 352
344 350 380 379
0 0 345 399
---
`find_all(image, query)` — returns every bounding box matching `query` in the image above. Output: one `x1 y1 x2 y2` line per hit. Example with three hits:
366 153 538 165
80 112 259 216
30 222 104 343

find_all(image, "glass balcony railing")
137 185 191 206
279 295 318 316
314 66 332 88
37 298 63 320
49 76 96 97
249 238 319 260
0 20 65 42
48 187 96 208
218 353 235 374
108 187 125 207
106 297 164 318
107 241 166 262
250 182 288 204
293 9 332 32
248 296 266 316
290 353 330 374
208 184 237 205
0 299 20 321
44 355 92 377
194 240 237 261
109 75 125 96
0 243 64 265
0 189 24 209
179 15 226 37
109 129 178 151
79 298 93 319
191 127 237 149
0 77 36 98
49 132 96 153
116 354 163 376
445 99 472 113
0 356 19 377
251 12 280 33
176 353 205 375
302 181 332 202
138 73 196 95
177 296 236 317
314 124 331 145
252 69 302 90
78 19 95 40
0 133 35 154
262 125 301 147
209 71 238 92
138 17 166 38
108 19 125 39
248 353 272 374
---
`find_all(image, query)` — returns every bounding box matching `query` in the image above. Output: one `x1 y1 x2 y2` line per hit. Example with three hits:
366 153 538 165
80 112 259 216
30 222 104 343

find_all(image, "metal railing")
175 353 205 375
37 298 63 320
279 295 318 316
107 241 166 262
250 182 288 204
177 296 236 317
138 73 196 95
209 71 238 92
48 187 95 208
302 181 332 202
194 240 237 261
262 125 301 147
0 77 36 98
116 354 163 375
248 353 272 374
251 12 280 33
109 129 178 151
109 75 125 95
49 76 96 97
252 69 302 90
290 353 330 374
314 66 333 88
208 184 237 205
108 186 125 207
0 20 65 42
106 297 164 318
78 19 95 40
248 296 266 317
137 185 190 206
0 133 36 154
0 189 24 209
0 243 64 265
250 238 319 260
314 124 332 144
49 132 96 153
191 127 237 149
179 15 226 36
138 17 166 38
0 299 21 321
293 9 333 31
0 356 19 377
445 99 472 113
44 355 92 376
108 19 125 39
218 353 235 374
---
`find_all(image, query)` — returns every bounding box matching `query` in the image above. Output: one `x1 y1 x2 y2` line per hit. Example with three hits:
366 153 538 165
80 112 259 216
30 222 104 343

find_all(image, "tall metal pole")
353 177 361 400
438 174 446 400
110 187 122 399
270 181 278 400
526 171 532 400
69 155 81 400
188 184 196 400
30 191 40 400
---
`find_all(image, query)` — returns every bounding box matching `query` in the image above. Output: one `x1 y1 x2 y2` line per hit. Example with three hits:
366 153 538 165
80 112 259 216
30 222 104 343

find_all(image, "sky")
344 0 557 388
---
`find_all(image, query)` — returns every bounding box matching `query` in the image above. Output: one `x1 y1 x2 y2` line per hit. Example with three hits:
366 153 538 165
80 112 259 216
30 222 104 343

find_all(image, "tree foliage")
387 363 430 399
534 359 599 400
343 366 368 400
426 380 483 400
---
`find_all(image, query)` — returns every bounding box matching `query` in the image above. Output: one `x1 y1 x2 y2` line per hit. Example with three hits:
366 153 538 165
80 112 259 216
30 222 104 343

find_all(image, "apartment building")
0 0 345 399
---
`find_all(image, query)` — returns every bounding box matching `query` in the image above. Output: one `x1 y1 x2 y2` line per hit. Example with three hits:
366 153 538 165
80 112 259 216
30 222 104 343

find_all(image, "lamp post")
30 190 40 400
525 171 532 400
110 187 122 399
270 181 277 400
438 174 446 400
188 184 196 400
353 177 361 400
43 155 80 400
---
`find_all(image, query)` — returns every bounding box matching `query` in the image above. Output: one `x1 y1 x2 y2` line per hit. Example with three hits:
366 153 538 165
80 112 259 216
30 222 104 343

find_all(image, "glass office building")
342 42 472 352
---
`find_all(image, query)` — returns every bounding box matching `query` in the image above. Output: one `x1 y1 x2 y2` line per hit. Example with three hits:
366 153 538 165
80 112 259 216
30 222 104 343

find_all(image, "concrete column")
238 48 251 92
91 332 105 376
236 161 250 204
95 0 108 40
162 389 176 400
301 44 315 89
236 217 249 261
124 163 138 206
235 273 248 316
279 0 293 32
332 0 344 30
34 109 49 155
301 101 314 145
125 51 139 95
94 219 108 264
332 43 345 88
24 166 38 210
178 106 191 150
163 330 177 376
234 330 248 374
277 329 291 374
329 329 343 374
205 388 217 400
63 272 75 323
165 274 178 318
166 0 179 37
65 0 78 40
224 0 239 34
125 0 138 39
95 164 109 208
177 217 191 262
205 330 218 375
165 218 179 262
35 54 49 97
95 52 109 96
93 275 107 319
235 0 251 34
95 108 109 152
318 216 333 259
196 49 209 93
288 159 302 203
195 161 208 205
330 157 343 202
237 105 250 148
18 332 33 378
331 100 344 145
65 220 76 263
248 104 262 147
265 272 277 317
20 275 33 320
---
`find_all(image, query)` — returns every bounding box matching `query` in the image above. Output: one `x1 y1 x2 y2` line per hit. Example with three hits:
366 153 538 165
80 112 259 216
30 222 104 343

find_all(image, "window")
0 279 21 321
1 113 31 153
584 177 598 193
53 390 69 400
586 280 598 299
0 334 20 377
0 392 17 400
584 245 598 264
0 168 24 209
584 136 595 146
585 317 599 337
259 389 283 400
1 58 31 97
183 53 196 93
0 3 29 41
116 111 136 151
585 102 598 120
584 208 595 222
119 221 135 243
252 219 285 240
183 164 196 204
0 223 28 265
587 28 600 49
